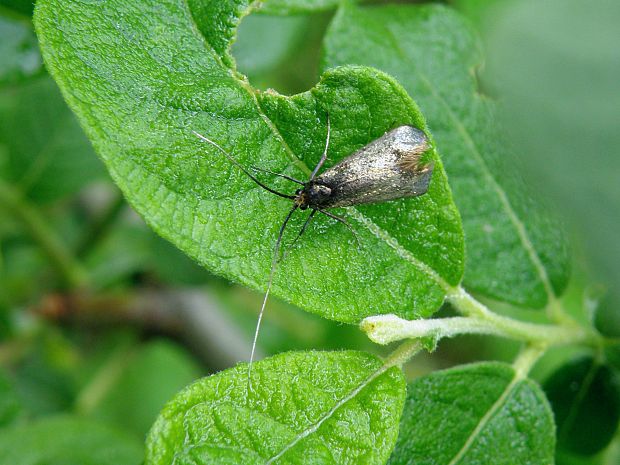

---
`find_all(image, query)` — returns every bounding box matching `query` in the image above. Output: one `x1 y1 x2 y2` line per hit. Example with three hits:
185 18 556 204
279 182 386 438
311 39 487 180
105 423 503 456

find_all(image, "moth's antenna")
248 203 299 391
250 166 304 185
310 114 331 180
193 131 295 200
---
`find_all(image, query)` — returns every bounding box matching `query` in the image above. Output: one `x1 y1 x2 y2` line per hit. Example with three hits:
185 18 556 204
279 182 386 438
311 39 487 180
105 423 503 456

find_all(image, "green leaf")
324 3 570 309
0 416 143 465
0 370 21 427
389 362 555 465
486 0 620 311
91 339 202 437
0 15 42 85
256 0 342 15
544 356 620 456
146 351 405 465
0 77 105 202
34 0 463 323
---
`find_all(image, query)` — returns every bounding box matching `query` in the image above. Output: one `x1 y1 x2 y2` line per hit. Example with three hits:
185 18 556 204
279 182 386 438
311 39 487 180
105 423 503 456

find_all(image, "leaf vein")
380 18 556 303
446 372 520 465
264 362 393 464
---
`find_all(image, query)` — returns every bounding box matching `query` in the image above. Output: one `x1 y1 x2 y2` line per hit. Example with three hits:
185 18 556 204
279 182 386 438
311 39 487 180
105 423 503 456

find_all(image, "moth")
194 118 433 384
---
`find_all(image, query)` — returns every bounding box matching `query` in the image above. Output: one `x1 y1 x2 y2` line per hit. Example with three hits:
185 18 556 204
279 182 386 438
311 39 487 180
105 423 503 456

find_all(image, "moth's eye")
295 188 302 195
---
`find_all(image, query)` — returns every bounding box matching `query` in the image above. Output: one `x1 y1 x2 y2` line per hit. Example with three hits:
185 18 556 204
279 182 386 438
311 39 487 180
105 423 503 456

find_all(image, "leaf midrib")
264 361 395 464
446 371 521 465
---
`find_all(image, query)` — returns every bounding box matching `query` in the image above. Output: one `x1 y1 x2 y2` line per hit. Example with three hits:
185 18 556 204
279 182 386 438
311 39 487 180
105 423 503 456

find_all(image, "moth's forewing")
313 126 433 208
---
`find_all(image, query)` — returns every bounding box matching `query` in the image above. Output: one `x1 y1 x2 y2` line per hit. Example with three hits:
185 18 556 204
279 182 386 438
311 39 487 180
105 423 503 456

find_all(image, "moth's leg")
318 209 362 249
310 113 331 180
250 166 304 185
280 209 318 262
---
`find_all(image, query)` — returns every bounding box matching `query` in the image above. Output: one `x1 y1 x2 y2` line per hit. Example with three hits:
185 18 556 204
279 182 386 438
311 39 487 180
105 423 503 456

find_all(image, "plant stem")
446 285 597 344
361 285 599 348
0 180 89 288
384 339 423 368
362 314 587 346
512 344 546 378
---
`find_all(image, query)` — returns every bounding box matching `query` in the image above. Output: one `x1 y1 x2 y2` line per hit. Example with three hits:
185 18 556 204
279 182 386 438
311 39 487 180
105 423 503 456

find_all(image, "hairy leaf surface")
146 351 405 465
389 362 555 465
34 0 463 323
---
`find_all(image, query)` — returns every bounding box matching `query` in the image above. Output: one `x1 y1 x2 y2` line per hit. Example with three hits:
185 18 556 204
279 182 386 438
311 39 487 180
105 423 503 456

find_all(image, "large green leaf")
0 416 143 465
324 3 570 309
389 362 555 465
34 0 463 323
146 351 405 465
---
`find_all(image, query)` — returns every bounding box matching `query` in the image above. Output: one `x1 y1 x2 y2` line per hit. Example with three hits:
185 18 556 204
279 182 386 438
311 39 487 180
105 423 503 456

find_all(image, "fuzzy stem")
362 286 598 348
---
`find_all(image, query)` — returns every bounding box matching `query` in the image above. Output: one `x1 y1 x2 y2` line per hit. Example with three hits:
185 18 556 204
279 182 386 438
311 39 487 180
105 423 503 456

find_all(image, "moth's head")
296 183 332 210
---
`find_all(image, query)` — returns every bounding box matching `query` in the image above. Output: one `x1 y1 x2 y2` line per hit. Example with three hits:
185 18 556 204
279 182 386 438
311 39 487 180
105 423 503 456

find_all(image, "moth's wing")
314 126 433 208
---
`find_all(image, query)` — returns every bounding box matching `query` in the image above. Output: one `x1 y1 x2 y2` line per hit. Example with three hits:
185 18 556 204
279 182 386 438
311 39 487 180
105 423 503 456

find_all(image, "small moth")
194 118 433 384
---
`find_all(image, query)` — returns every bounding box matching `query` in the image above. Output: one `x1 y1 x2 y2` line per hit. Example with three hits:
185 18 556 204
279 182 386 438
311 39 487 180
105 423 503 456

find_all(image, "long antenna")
248 203 299 391
250 166 304 185
193 131 295 200
310 114 331 180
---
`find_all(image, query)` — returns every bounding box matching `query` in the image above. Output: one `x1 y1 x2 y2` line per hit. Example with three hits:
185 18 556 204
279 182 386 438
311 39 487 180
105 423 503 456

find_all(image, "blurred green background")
1 0 618 462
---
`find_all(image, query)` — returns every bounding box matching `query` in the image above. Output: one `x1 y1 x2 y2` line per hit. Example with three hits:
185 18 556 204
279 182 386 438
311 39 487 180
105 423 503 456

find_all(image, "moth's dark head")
295 182 332 210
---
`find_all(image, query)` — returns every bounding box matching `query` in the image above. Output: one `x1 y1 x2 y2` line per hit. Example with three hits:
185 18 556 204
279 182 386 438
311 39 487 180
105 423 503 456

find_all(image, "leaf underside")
324 3 570 309
34 0 464 323
389 362 555 465
146 351 406 465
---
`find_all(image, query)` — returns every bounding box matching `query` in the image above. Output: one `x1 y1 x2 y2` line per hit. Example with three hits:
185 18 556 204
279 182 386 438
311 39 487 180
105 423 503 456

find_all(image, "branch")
36 287 257 371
